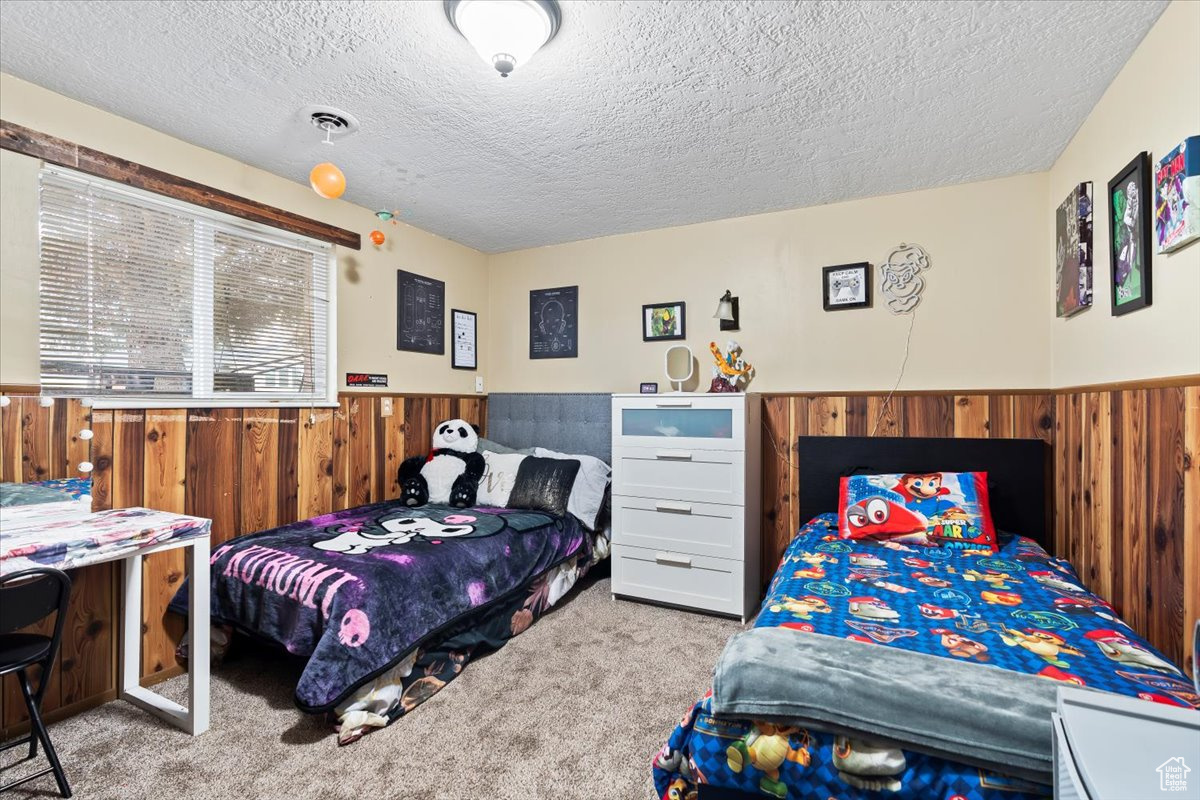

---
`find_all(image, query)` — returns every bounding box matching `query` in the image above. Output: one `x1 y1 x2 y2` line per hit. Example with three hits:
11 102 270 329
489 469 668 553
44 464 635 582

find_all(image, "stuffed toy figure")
397 419 485 508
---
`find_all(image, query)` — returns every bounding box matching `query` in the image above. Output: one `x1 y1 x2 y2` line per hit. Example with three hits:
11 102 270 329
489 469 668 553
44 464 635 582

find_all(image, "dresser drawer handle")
655 501 693 514
655 552 692 567
654 449 693 460
655 399 693 408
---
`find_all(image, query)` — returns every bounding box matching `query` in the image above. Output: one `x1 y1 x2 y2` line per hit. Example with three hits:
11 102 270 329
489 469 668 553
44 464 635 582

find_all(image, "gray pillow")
478 437 535 456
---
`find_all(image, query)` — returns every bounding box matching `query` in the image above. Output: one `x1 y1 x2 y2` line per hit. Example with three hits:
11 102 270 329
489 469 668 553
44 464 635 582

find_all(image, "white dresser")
609 393 761 621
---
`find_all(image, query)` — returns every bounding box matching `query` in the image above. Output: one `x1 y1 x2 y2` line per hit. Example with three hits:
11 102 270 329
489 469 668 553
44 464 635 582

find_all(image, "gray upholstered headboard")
486 393 612 464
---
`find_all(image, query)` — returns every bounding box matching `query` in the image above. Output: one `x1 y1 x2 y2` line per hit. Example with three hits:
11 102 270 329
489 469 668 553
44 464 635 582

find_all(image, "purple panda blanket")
170 501 587 711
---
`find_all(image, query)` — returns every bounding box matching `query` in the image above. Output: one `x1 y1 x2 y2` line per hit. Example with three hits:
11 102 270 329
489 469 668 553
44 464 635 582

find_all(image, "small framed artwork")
396 270 445 354
822 262 871 311
530 285 578 359
1155 135 1199 254
451 309 477 370
642 301 686 341
1108 152 1153 316
639 382 659 394
1055 182 1093 318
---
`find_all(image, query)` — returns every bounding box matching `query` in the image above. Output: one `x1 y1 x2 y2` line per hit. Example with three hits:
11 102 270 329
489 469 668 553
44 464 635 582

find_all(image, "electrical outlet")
380 397 394 417
475 376 484 394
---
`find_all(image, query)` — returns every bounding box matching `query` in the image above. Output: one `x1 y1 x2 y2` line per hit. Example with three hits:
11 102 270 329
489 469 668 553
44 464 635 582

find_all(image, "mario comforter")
652 514 1198 800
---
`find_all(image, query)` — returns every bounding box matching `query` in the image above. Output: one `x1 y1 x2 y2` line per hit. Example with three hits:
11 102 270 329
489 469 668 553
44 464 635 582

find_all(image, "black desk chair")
0 568 72 798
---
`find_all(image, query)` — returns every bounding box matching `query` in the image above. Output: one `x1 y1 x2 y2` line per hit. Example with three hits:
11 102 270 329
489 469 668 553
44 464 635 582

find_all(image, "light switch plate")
475 376 484 393
380 397 393 417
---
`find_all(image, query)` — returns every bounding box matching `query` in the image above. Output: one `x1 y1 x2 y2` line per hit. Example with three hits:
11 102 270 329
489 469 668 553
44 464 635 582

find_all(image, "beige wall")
1048 0 1200 387
0 74 489 394
487 173 1053 393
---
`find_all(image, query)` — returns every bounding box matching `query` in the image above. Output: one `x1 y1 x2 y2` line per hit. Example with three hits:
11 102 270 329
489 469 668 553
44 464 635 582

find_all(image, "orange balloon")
369 230 385 246
309 162 346 199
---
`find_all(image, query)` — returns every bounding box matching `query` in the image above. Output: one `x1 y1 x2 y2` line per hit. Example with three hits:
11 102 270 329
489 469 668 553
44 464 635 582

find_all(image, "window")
38 167 334 404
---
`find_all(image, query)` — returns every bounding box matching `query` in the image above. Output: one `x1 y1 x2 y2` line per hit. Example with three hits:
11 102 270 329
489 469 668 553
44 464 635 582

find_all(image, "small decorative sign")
639 382 659 394
451 309 477 370
346 373 388 388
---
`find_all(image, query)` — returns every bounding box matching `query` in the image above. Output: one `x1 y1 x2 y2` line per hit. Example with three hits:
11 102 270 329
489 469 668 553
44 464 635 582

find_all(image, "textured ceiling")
0 0 1168 253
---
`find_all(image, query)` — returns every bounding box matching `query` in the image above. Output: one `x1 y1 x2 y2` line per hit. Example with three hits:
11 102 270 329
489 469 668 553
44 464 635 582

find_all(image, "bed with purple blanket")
171 499 598 742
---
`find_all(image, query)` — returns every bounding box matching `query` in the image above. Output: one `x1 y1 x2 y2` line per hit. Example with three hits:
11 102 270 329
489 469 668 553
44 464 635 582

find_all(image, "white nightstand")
609 393 761 621
1053 685 1200 799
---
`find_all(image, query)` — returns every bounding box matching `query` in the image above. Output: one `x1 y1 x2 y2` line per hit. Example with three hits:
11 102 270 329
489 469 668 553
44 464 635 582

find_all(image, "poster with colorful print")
1055 182 1093 317
1108 152 1153 316
1155 135 1200 254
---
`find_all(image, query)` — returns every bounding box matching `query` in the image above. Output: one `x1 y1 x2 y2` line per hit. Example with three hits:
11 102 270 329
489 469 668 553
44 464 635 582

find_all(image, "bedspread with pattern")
653 514 1197 800
170 501 588 712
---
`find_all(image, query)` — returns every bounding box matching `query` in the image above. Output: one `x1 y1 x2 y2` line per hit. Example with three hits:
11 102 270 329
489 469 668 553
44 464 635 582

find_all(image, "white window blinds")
38 168 333 403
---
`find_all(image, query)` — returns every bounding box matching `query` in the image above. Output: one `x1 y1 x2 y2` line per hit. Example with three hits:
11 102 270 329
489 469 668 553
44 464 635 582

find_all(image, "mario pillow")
837 471 997 551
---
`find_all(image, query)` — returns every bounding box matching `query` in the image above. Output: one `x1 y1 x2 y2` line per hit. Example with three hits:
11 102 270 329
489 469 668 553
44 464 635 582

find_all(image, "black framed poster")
451 309 477 370
396 270 445 355
529 285 578 359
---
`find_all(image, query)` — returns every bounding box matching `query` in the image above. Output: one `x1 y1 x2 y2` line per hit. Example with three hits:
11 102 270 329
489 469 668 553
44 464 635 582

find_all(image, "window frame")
38 166 338 410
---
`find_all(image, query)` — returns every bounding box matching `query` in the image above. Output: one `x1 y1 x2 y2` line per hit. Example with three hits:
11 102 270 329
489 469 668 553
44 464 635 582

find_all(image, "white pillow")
478 452 527 508
533 447 612 530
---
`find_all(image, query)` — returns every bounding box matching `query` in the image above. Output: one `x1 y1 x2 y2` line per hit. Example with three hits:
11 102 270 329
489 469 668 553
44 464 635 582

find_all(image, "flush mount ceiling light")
444 0 561 78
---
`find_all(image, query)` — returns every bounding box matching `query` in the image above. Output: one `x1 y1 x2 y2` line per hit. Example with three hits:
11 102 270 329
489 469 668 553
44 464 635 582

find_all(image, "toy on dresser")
397 418 485 507
709 340 755 393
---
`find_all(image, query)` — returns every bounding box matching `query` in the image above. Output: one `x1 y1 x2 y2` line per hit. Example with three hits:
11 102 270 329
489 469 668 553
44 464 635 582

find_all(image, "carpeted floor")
3 572 743 800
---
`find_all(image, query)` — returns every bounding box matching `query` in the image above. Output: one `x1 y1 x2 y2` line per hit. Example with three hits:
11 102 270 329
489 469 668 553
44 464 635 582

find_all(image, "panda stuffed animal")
397 418 485 508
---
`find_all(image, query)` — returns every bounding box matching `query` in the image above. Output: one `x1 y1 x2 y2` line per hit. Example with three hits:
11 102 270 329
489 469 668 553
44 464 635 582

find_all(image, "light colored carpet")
3 572 743 800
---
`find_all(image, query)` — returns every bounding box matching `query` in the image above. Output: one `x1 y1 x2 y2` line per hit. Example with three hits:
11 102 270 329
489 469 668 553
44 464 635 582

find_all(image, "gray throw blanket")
712 627 1061 782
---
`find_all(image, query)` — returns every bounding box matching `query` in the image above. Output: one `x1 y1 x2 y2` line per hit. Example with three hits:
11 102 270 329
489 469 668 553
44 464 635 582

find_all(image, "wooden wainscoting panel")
954 395 990 438
331 399 351 512
297 408 335 520
1147 387 1186 667
760 396 793 582
276 409 300 526
382 401 408 501
807 396 846 437
905 395 952 438
1117 389 1149 634
865 395 904 437
141 410 187 679
240 410 280 535
58 563 115 708
112 411 145 509
458 397 486 433
1183 386 1199 677
186 409 241 547
21 396 52 482
90 409 114 512
346 396 375 507
403 397 430 460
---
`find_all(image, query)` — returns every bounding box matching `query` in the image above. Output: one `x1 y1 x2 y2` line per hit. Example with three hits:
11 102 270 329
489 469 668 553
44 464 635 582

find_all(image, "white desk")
0 504 212 736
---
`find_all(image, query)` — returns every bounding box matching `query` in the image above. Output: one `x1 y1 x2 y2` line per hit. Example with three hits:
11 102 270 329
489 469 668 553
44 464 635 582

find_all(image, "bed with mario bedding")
652 462 1197 800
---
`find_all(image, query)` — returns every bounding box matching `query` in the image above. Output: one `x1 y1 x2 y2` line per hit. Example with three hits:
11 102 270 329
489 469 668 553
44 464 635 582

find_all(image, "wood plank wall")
0 392 485 737
759 381 1200 677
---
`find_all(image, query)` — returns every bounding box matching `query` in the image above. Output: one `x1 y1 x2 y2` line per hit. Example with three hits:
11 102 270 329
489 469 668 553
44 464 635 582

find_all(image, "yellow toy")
709 340 754 392
726 723 811 799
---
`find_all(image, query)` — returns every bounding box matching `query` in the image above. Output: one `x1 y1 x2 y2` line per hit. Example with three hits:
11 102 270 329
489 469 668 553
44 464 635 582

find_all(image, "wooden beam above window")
1 119 361 250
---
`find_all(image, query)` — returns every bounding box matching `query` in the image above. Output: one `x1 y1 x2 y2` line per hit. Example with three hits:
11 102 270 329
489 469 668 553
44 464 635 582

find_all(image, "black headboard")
797 436 1051 552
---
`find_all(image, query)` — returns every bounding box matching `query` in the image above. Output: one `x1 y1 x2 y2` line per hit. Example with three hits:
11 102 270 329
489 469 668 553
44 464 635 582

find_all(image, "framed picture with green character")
1108 152 1153 316
642 301 686 341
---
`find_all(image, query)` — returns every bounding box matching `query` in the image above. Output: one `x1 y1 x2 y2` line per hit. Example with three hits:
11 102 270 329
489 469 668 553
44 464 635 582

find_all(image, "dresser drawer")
612 497 744 560
611 544 744 616
612 396 744 452
611 446 744 505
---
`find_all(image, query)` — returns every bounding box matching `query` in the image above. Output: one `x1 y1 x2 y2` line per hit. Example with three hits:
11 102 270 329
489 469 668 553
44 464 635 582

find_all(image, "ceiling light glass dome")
445 0 561 77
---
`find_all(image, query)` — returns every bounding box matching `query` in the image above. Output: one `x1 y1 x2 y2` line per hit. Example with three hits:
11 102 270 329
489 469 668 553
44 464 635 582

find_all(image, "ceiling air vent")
300 105 360 142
